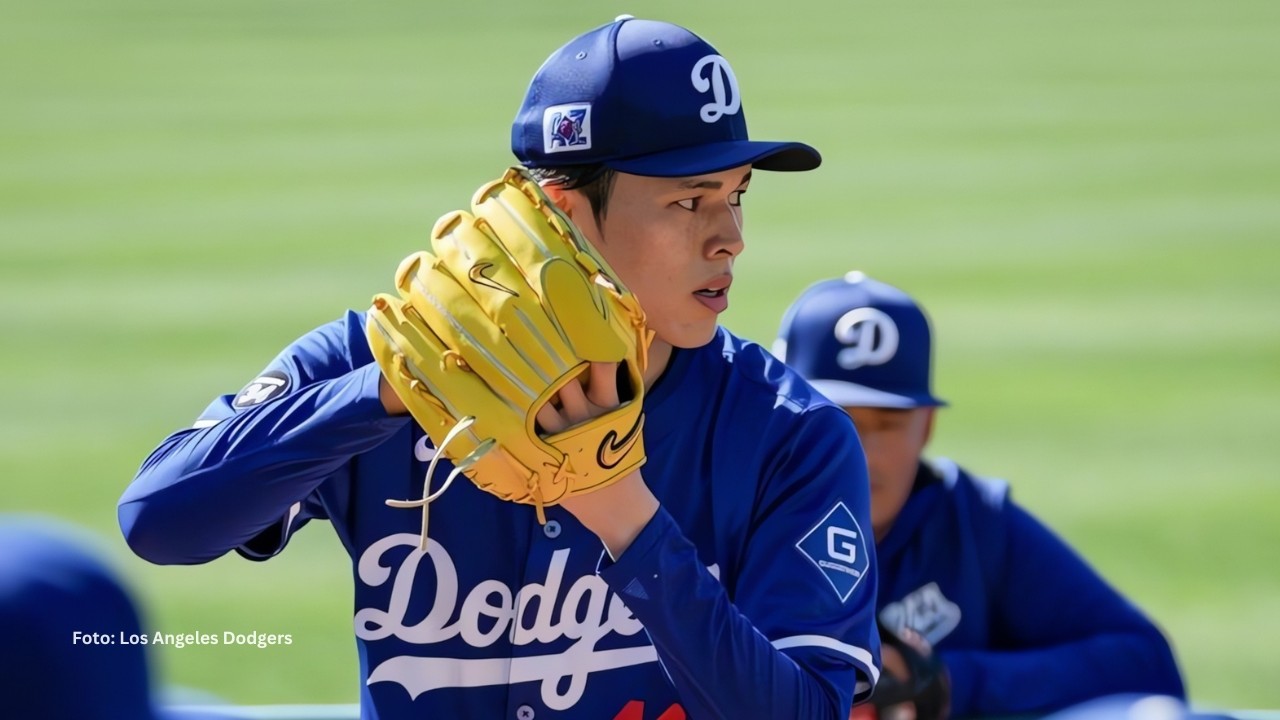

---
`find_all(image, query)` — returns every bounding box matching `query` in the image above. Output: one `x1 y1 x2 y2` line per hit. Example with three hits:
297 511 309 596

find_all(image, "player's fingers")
558 376 591 424
884 703 917 720
585 362 620 409
881 645 911 681
899 627 932 654
536 403 567 435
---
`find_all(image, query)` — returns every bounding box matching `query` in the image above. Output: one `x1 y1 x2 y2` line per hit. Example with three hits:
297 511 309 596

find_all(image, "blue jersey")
120 313 880 720
876 459 1184 717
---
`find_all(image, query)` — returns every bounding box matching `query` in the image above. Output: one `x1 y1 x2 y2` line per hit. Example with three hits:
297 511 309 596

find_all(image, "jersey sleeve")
597 405 880 719
118 310 410 565
942 496 1185 716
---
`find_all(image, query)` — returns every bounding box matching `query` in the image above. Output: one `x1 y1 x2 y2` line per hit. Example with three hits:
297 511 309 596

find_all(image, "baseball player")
119 17 880 720
775 273 1185 719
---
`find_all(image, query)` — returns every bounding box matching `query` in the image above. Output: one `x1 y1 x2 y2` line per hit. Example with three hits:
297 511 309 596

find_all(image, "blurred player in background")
775 272 1185 719
0 515 234 720
119 16 880 720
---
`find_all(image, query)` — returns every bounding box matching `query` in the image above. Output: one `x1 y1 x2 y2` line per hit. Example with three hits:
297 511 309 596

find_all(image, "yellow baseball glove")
367 168 650 543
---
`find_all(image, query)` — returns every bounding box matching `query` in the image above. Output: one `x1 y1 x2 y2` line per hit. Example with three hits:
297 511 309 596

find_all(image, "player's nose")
704 204 745 259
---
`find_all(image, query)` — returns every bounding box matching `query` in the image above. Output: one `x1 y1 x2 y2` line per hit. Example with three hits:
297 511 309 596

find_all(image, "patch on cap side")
543 103 592 154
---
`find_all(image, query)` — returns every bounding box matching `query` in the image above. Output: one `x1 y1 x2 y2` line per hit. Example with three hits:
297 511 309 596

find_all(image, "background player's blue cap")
774 272 947 409
0 515 236 720
0 516 160 720
512 16 821 177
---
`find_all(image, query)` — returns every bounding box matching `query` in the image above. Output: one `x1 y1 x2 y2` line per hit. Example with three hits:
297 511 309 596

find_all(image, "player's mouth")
693 275 732 314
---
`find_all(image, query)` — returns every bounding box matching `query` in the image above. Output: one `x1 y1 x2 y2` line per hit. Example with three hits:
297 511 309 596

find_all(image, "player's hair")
526 164 617 223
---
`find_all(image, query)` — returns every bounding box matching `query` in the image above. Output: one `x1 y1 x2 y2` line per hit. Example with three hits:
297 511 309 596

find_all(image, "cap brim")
807 379 947 410
606 140 821 177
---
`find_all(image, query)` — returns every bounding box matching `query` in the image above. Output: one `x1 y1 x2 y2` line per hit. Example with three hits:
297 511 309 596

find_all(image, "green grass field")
3 0 1278 709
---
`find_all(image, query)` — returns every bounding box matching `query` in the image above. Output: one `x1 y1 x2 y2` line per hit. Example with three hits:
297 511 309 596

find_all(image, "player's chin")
650 298 724 348
661 317 720 349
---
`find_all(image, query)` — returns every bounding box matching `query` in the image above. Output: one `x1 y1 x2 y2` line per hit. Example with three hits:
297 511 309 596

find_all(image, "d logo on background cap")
834 308 899 370
691 54 741 123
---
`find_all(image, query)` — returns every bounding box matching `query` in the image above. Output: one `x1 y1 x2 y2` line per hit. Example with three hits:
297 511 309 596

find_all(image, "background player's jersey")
120 313 880 720
876 459 1184 717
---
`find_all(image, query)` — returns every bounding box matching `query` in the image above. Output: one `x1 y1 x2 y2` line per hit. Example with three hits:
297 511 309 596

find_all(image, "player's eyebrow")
677 169 752 190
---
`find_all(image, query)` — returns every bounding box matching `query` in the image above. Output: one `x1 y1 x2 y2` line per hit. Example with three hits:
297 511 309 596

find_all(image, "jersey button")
543 520 561 539
516 704 535 720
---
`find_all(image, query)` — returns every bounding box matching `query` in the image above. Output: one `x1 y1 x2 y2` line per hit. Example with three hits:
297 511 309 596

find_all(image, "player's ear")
540 182 578 216
543 184 595 224
541 182 602 242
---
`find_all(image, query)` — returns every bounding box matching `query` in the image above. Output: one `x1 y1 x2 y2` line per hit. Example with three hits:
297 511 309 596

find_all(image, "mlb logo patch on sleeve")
232 371 290 409
796 501 869 603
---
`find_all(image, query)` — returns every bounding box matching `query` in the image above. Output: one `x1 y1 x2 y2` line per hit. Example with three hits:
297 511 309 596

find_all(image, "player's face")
844 406 935 541
553 166 750 350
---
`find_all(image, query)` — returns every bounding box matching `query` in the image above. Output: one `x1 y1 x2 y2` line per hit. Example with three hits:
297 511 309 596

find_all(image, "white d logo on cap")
691 54 741 123
834 308 899 370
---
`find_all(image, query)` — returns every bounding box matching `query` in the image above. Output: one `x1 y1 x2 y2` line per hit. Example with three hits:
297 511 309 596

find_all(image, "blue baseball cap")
512 16 821 177
0 516 238 720
774 272 947 409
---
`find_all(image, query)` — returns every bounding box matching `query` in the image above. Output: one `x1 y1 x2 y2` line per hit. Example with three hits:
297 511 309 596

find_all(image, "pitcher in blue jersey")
119 16 881 720
776 272 1184 719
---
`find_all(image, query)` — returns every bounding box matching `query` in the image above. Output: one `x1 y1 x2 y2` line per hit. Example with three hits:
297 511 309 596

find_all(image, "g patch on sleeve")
796 501 870 603
232 370 291 409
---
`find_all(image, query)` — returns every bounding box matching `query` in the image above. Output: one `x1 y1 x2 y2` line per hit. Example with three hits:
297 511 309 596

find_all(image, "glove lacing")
385 416 494 551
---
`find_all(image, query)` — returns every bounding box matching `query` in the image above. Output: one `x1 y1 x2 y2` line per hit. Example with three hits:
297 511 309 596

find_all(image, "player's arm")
118 310 409 565
941 500 1185 717
591 406 881 719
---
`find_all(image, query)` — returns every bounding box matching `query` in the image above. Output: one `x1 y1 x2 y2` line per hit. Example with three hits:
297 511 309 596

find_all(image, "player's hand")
875 643 918 720
534 361 621 433
379 374 408 416
847 644 918 720
864 625 950 720
540 361 659 558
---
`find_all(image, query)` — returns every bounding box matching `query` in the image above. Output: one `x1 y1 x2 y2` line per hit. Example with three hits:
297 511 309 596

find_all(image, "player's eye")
675 197 698 212
728 190 746 207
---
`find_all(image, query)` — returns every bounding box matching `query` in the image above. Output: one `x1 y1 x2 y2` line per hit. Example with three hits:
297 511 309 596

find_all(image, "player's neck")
643 339 674 388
